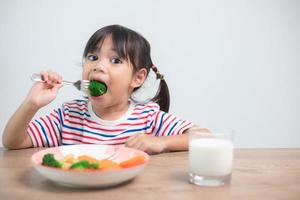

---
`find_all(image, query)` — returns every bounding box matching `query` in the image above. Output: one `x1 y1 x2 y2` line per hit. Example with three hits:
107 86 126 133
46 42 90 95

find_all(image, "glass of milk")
189 127 234 186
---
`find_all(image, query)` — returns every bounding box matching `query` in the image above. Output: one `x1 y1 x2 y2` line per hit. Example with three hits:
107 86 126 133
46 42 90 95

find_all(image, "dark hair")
83 25 170 112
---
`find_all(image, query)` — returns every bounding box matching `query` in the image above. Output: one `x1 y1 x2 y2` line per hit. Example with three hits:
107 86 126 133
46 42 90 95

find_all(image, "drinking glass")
189 127 234 186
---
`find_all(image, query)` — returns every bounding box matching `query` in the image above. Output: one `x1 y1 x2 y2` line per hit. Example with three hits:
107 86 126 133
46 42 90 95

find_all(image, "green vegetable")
89 162 100 169
70 160 99 170
42 153 63 168
88 80 107 97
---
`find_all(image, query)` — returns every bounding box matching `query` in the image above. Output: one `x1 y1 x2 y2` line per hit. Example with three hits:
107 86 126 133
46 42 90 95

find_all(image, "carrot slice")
119 155 146 168
98 160 121 170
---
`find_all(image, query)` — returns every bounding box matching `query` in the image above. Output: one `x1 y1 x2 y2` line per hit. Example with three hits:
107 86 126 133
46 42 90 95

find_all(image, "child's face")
82 36 141 108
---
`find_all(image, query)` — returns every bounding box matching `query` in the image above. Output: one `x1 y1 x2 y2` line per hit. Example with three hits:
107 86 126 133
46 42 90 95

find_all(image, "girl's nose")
92 61 106 73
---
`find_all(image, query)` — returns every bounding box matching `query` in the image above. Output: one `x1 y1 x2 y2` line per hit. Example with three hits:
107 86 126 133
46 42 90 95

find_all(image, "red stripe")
50 112 60 123
132 104 159 112
117 121 148 127
62 136 126 145
62 130 130 142
66 114 98 125
28 123 39 147
40 117 55 147
32 122 45 147
65 105 88 112
157 114 171 136
161 116 176 136
151 111 160 135
134 103 158 109
46 115 59 146
177 122 192 135
131 111 156 119
172 121 182 135
53 110 62 123
64 102 88 108
62 137 92 144
68 112 154 127
65 117 152 133
64 118 126 132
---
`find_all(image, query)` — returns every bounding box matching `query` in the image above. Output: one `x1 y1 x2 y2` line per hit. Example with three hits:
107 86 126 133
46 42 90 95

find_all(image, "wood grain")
0 148 299 200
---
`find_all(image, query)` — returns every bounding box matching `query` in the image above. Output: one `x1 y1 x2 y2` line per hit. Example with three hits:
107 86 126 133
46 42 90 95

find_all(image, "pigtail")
150 65 170 113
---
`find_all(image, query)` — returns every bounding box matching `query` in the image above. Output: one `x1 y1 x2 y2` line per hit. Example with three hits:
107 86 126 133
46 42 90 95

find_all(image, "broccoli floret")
42 153 63 168
70 160 99 170
89 162 99 169
88 80 107 97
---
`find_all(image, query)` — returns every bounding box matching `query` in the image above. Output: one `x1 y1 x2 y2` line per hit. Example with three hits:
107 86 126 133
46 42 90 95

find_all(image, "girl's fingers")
52 83 63 93
139 143 148 152
131 140 143 150
126 137 137 147
40 71 48 82
126 133 146 147
126 135 142 147
126 134 139 143
48 70 62 84
40 70 62 85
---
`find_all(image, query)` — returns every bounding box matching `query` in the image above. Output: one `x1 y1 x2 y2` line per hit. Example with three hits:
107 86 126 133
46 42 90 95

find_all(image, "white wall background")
0 0 299 148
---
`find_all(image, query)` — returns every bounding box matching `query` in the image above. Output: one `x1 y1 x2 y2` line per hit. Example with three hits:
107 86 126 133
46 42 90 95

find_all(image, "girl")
2 25 194 154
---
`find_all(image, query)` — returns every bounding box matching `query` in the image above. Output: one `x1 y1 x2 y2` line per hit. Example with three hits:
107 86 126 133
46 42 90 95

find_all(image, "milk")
189 138 233 176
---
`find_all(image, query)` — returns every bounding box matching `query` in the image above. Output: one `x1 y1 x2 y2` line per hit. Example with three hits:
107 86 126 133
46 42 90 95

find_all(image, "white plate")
31 144 149 188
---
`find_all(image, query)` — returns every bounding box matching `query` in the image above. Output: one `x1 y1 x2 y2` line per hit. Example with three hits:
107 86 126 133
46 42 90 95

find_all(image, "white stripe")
31 121 44 147
27 123 38 147
160 114 177 136
44 117 58 146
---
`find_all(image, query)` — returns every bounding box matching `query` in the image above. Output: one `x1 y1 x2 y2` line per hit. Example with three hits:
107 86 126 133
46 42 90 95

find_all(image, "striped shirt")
27 99 193 147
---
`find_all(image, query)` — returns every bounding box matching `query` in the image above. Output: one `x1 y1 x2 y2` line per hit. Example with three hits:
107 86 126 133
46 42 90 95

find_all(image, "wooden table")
0 148 299 200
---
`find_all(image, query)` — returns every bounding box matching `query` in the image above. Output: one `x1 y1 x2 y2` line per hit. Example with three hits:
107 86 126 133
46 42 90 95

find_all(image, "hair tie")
151 65 164 80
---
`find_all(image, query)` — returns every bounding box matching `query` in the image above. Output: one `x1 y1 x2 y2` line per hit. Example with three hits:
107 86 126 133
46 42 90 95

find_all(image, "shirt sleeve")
27 107 64 147
149 108 193 137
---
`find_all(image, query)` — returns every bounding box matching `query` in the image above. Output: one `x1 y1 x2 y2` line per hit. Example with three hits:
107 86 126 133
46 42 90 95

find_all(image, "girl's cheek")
82 64 91 80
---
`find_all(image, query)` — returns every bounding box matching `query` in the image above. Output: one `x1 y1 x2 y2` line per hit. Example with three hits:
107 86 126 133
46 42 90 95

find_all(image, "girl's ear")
131 68 147 88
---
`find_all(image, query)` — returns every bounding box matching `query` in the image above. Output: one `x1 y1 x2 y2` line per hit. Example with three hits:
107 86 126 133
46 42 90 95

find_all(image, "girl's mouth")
88 80 107 97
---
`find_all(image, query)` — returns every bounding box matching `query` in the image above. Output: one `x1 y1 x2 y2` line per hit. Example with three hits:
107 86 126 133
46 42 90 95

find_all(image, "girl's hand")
25 70 63 108
125 133 168 154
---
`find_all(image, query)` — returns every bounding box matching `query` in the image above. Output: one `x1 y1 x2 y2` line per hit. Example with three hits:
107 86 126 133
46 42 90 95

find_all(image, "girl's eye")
87 55 98 61
111 58 122 64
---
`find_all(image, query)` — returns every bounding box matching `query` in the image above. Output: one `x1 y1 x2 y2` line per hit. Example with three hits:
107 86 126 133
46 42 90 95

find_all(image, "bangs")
83 25 151 71
83 25 129 60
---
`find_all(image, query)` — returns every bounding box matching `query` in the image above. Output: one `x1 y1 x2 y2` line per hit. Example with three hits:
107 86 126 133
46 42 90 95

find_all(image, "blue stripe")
64 108 90 117
35 119 50 147
141 109 154 114
127 109 155 120
128 117 138 120
54 121 60 132
62 121 153 137
62 124 113 137
155 112 166 136
54 121 62 142
58 108 64 126
62 123 127 138
167 121 179 136
74 99 87 103
122 127 148 134
123 120 154 134
61 142 74 146
149 120 154 128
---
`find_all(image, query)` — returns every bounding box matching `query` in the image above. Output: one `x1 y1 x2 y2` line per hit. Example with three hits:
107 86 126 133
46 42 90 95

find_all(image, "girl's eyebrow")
89 47 101 54
110 48 120 56
110 48 118 53
89 47 120 56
